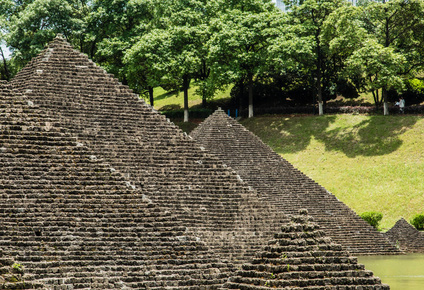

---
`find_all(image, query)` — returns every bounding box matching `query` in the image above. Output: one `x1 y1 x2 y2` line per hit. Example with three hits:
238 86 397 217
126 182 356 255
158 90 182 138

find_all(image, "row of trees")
1 0 424 119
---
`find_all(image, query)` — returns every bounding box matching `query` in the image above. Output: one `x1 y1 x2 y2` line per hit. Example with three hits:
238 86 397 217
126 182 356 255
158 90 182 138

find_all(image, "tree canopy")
1 0 424 116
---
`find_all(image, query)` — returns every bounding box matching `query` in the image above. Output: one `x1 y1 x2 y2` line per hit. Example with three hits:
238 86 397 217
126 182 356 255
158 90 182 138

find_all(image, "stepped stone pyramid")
223 209 389 289
10 35 287 264
191 109 400 255
0 82 235 288
0 254 45 289
384 218 424 253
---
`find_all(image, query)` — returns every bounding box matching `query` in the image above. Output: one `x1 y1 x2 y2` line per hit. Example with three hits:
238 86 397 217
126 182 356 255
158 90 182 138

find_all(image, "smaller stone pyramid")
385 218 424 253
224 209 389 289
191 108 400 255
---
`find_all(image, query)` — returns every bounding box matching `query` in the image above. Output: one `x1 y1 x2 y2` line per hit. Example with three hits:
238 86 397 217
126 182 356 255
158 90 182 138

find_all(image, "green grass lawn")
154 85 424 231
240 114 424 231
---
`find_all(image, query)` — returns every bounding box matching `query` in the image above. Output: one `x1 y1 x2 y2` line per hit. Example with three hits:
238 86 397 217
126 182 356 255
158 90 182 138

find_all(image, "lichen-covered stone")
223 209 390 289
385 218 424 253
0 83 234 288
11 35 288 266
191 109 400 255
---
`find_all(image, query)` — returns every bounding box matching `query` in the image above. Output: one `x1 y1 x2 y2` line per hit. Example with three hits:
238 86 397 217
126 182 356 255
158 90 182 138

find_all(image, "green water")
358 254 424 290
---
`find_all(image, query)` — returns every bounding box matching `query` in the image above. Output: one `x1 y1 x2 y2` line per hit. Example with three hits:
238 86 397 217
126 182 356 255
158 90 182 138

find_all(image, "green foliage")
3 0 424 113
410 214 424 231
360 211 383 229
6 0 85 66
346 39 406 94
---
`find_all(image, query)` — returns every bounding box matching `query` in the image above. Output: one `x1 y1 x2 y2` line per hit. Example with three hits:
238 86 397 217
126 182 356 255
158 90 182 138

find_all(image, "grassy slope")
153 87 423 230
240 114 424 230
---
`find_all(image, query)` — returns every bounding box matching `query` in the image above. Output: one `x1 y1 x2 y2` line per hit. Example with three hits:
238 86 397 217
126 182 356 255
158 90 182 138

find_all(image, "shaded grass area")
240 115 424 230
151 84 232 111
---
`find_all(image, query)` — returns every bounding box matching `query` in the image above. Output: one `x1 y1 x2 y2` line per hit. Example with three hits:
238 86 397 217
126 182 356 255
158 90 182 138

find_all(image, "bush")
360 211 383 229
410 214 424 230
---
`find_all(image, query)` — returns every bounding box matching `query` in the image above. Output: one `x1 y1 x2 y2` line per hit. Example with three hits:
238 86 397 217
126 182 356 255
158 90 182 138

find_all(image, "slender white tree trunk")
184 109 189 122
183 75 189 122
384 102 389 116
318 102 324 116
248 75 254 118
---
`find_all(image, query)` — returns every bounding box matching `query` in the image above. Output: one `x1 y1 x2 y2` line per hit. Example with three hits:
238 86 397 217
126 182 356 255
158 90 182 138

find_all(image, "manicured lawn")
241 114 424 230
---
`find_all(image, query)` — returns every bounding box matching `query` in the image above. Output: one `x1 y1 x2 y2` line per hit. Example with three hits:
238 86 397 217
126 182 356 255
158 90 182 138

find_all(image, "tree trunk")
248 75 253 118
315 31 324 116
382 87 389 116
0 46 10 80
183 75 189 122
318 102 324 116
148 86 154 107
238 81 244 114
316 75 323 116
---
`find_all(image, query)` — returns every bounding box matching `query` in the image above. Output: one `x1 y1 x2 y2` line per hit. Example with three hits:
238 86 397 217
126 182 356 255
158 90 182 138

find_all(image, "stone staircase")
0 255 45 289
1 83 235 288
223 209 389 289
10 35 287 266
191 109 401 255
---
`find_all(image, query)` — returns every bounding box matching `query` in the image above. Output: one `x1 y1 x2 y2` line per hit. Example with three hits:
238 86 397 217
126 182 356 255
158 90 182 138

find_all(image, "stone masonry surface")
223 209 390 290
10 35 286 266
0 82 234 289
1 36 391 289
385 218 424 253
190 109 400 255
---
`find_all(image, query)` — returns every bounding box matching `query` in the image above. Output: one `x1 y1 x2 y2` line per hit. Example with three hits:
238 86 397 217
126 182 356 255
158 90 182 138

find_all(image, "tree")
86 0 155 83
126 0 222 121
345 39 406 107
0 0 14 80
208 6 283 118
282 0 347 115
5 0 87 70
358 0 424 115
125 29 168 107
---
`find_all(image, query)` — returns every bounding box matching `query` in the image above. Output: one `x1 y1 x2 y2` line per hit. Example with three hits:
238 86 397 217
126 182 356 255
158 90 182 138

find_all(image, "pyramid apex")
55 33 65 40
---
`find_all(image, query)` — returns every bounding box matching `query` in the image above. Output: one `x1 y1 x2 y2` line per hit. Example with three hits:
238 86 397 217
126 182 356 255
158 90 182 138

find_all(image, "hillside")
238 114 424 230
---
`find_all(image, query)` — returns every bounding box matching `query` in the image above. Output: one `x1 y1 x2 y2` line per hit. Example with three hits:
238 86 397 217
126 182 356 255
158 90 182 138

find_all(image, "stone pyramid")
10 35 286 264
0 254 45 289
224 209 390 289
190 108 400 255
385 218 424 253
0 82 234 288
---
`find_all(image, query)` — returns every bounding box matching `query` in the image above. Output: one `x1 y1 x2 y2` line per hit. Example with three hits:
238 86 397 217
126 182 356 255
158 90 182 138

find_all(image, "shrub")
410 214 424 230
360 211 383 229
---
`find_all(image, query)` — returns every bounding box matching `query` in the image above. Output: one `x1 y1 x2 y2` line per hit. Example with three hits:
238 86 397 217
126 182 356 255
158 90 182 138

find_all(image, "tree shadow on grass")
243 115 337 154
316 116 418 157
251 115 419 158
154 90 179 102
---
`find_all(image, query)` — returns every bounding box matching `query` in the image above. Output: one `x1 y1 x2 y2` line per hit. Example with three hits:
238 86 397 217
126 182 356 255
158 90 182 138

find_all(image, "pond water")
358 254 424 290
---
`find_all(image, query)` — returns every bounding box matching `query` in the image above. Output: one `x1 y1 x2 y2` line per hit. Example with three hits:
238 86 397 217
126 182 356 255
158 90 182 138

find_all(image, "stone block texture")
9 36 286 267
385 218 424 253
1 35 390 289
223 209 390 289
0 83 234 288
191 109 400 255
